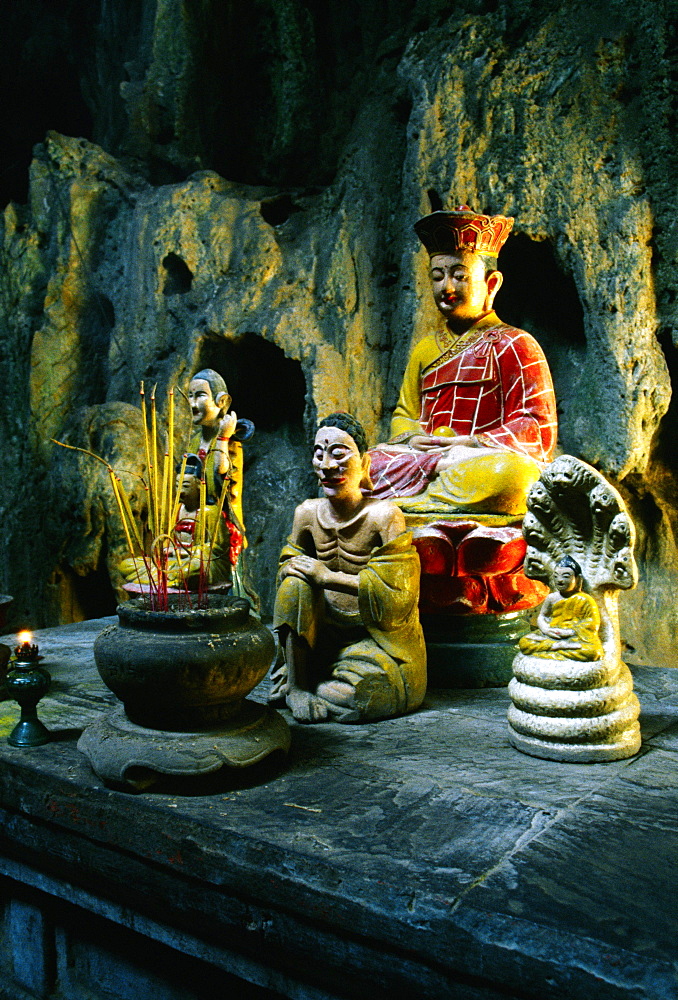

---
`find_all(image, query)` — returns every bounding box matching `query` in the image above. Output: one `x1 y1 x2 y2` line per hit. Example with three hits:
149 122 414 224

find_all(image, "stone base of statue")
407 514 547 687
507 653 641 762
423 611 530 688
78 702 291 791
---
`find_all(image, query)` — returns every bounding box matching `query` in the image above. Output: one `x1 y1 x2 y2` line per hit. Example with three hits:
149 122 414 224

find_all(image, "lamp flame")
15 631 38 662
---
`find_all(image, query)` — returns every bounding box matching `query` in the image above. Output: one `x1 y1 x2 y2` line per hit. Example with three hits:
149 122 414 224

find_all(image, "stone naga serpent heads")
521 455 637 593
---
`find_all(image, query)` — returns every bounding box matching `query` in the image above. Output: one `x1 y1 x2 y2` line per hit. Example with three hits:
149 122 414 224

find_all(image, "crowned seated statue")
369 207 557 621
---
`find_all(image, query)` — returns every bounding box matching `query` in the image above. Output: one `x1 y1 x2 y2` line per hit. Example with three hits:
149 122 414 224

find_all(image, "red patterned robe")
370 314 557 498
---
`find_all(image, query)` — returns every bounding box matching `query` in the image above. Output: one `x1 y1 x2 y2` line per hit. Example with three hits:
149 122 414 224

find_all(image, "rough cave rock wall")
1 0 677 667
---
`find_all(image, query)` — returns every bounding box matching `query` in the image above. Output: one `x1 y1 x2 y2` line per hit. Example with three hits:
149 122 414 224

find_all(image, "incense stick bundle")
53 377 233 610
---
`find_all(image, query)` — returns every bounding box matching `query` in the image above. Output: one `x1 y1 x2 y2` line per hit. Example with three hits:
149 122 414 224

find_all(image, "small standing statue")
508 455 641 762
187 368 248 574
117 369 251 598
121 454 235 588
272 413 426 723
172 453 243 583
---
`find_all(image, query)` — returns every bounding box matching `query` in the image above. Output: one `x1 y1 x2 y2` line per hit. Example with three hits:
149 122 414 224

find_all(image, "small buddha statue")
518 556 604 661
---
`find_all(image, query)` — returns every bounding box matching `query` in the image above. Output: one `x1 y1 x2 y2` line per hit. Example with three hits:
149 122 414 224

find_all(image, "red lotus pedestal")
410 518 548 687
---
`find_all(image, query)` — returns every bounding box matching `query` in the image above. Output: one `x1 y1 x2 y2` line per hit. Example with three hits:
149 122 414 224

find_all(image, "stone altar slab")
0 617 676 1000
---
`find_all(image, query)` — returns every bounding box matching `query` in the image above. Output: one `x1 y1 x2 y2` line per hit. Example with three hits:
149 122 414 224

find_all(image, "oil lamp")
7 631 51 747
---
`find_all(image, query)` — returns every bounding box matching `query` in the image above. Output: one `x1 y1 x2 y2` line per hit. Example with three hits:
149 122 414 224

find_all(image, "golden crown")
415 206 514 257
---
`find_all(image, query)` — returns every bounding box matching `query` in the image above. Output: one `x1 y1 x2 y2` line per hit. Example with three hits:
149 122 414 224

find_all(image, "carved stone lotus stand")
507 456 641 762
78 597 290 790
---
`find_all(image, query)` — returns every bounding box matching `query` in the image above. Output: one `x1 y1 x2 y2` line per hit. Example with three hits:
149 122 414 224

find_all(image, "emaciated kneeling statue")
369 206 557 516
272 413 426 724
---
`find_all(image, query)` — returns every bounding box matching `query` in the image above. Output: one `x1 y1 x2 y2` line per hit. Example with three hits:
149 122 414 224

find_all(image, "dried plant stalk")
115 475 144 555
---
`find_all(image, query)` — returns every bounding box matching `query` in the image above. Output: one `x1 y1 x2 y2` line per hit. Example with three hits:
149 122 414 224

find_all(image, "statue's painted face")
554 564 577 595
188 378 224 427
429 252 500 331
177 472 201 511
312 426 365 499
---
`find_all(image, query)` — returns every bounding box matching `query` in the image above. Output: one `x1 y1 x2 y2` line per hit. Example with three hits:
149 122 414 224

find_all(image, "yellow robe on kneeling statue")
274 532 427 720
